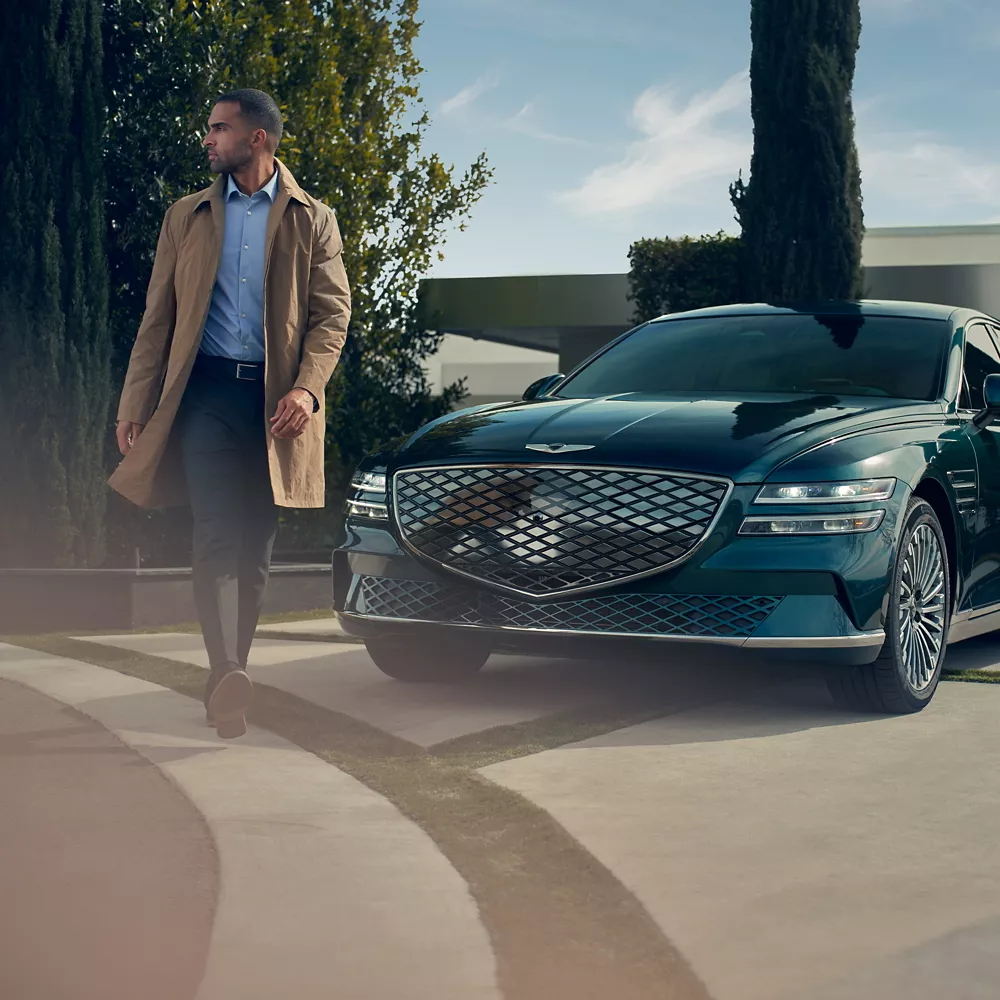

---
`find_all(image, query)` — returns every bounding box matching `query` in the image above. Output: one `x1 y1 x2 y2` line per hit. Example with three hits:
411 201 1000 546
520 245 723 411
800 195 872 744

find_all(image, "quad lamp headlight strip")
345 471 389 520
741 478 892 536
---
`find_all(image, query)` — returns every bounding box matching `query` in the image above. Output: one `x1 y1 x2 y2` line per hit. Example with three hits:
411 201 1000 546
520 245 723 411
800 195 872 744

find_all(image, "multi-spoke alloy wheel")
828 498 950 714
897 523 947 692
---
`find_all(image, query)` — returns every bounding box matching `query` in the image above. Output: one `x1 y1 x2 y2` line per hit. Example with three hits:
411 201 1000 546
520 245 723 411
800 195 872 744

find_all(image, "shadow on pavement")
945 633 1000 672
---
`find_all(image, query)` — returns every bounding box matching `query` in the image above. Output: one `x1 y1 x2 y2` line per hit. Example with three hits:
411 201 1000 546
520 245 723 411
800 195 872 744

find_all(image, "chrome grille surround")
355 576 780 639
392 465 733 598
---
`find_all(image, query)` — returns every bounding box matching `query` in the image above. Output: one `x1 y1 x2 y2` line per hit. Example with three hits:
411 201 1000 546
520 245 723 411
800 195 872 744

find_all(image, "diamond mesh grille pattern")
357 576 780 638
393 466 730 597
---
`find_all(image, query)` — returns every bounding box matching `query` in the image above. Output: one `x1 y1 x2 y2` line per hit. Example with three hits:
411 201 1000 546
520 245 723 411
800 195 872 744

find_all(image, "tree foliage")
0 0 111 567
628 233 742 324
103 0 490 560
730 0 864 303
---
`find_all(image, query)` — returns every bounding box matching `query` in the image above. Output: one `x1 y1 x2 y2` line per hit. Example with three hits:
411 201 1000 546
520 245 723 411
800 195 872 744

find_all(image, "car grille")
355 576 780 639
393 466 731 597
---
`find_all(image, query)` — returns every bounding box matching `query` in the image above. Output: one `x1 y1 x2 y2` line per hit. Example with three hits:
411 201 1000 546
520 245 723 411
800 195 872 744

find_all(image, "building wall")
424 333 558 408
422 226 1000 405
863 226 1000 268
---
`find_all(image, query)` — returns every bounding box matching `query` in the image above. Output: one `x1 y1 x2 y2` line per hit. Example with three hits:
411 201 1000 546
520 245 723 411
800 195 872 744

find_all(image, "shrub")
627 232 742 324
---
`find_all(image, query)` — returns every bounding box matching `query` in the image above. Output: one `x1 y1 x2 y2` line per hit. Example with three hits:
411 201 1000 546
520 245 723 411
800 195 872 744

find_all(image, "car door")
961 321 1000 610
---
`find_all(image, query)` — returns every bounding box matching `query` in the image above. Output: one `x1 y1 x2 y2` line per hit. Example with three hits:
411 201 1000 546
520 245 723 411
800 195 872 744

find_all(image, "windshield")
556 313 951 401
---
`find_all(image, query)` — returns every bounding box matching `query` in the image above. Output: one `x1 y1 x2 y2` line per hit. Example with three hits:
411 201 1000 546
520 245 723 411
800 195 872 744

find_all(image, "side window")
960 324 1000 410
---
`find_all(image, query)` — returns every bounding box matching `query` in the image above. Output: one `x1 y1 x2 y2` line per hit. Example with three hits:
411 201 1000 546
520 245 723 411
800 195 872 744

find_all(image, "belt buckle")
235 363 257 381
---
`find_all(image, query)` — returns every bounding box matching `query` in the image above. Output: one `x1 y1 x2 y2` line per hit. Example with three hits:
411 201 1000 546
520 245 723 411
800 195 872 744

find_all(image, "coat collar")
191 159 308 213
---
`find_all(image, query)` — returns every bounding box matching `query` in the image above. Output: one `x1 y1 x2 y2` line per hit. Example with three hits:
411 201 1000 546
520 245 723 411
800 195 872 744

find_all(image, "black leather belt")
194 354 264 381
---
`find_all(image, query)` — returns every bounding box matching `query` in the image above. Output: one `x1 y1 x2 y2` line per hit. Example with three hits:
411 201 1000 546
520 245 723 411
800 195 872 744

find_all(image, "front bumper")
333 523 891 667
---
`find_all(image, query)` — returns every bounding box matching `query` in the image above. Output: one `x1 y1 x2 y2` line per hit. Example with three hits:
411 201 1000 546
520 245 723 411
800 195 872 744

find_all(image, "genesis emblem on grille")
524 443 596 454
393 465 733 598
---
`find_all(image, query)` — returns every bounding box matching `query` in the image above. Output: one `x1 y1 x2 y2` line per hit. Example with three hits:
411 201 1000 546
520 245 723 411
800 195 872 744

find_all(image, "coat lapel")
264 160 308 268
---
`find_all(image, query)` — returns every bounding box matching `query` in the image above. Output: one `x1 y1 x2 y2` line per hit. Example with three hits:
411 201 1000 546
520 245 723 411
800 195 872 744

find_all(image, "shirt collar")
225 168 280 202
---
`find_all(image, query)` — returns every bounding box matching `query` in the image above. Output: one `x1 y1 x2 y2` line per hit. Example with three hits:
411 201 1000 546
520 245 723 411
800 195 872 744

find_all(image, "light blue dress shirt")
199 170 280 363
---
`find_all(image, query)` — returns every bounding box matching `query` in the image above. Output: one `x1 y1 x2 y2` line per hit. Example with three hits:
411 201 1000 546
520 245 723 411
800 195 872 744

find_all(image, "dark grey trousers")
178 361 278 672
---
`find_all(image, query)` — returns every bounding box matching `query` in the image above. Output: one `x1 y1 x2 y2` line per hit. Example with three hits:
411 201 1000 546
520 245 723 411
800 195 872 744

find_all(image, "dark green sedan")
334 301 1000 714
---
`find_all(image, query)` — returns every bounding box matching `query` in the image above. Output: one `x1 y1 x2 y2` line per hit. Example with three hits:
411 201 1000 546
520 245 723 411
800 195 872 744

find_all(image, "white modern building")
421 224 1000 407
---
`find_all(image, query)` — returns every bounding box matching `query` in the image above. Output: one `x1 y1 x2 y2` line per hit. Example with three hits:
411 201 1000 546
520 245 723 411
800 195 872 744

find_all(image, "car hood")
392 393 942 481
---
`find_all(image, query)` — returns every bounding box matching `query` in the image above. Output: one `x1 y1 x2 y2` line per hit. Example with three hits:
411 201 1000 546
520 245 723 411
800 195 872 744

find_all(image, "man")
112 89 351 738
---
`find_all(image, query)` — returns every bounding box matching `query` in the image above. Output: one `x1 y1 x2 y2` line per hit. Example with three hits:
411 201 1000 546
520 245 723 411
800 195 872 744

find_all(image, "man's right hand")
116 421 145 456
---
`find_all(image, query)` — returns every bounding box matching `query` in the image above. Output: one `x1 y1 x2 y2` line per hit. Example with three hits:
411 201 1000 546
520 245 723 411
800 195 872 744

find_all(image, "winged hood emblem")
525 443 596 454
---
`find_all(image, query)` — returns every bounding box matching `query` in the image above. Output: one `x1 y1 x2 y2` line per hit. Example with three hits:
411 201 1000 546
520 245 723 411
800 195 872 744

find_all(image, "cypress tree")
0 0 111 567
731 0 864 303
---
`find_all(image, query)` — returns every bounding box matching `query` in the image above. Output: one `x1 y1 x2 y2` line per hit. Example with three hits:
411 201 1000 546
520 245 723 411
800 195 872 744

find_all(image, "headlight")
739 511 885 536
350 471 387 494
755 479 895 503
345 499 389 520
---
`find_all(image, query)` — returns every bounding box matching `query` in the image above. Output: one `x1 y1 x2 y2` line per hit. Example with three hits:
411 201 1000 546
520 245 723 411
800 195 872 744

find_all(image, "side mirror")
522 373 565 401
973 374 1000 430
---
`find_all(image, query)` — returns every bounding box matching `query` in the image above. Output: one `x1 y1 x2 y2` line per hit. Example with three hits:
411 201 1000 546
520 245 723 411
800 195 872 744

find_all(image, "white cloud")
440 73 500 116
558 67 1000 225
506 102 590 146
558 72 751 215
859 131 1000 222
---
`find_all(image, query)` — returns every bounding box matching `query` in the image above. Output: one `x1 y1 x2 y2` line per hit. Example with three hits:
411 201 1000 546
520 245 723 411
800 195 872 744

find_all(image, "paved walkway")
0 678 216 1000
0 644 499 1000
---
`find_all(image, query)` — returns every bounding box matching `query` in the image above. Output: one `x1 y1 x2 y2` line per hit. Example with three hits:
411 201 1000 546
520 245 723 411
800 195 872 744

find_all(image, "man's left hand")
270 388 315 439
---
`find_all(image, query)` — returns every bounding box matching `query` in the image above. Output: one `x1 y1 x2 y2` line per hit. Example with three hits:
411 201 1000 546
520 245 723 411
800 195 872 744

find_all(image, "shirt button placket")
239 200 248 353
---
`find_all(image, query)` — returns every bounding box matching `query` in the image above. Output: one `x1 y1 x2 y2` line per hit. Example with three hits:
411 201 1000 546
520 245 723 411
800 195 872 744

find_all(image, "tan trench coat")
110 160 351 509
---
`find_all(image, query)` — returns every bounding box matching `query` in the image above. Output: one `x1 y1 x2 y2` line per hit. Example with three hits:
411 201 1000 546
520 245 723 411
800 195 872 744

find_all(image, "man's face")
202 102 258 174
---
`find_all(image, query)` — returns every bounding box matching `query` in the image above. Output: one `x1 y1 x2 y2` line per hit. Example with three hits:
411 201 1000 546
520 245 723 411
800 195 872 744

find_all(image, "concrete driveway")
44 626 1000 999
484 672 1000 1000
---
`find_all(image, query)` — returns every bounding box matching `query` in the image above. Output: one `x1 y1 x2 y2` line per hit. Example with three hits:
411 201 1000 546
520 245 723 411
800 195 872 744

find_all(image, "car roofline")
645 300 968 326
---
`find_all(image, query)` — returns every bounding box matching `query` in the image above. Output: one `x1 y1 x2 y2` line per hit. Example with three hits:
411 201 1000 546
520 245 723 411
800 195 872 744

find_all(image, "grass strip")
943 669 1000 684
8 633 712 1000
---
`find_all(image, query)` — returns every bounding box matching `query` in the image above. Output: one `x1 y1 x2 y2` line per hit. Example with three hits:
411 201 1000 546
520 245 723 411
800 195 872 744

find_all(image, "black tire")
364 636 490 683
827 498 951 714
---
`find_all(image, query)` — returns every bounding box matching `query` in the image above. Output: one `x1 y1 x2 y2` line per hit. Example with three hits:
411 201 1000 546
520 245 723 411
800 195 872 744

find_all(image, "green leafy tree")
103 0 490 561
628 233 742 324
0 0 111 567
730 0 864 303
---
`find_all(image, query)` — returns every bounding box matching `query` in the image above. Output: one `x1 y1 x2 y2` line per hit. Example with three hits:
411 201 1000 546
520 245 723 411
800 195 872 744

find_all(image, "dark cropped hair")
216 88 283 146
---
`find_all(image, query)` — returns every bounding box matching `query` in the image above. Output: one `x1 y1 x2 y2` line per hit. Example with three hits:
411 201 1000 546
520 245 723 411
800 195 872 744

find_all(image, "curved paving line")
10 634 713 1000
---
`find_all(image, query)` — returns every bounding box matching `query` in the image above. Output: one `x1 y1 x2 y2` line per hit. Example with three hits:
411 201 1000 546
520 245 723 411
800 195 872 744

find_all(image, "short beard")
210 145 253 175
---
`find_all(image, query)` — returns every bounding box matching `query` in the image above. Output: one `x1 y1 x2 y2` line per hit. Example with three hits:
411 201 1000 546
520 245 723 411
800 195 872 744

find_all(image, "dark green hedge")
628 232 742 324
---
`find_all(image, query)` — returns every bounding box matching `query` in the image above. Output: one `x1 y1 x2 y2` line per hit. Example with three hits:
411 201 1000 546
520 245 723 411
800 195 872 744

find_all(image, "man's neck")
229 156 277 196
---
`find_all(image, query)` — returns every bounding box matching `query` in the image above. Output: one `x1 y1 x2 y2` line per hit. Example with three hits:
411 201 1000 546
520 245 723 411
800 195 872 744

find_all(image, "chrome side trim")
948 604 1000 644
342 610 885 650
952 599 1000 624
391 463 735 601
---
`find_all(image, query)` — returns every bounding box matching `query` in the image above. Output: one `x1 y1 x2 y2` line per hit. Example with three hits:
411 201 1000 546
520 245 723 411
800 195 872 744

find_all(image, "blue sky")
413 0 1000 277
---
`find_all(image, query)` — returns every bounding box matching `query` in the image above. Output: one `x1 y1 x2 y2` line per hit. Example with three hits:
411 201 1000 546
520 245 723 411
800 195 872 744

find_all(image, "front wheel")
827 498 950 714
365 636 490 683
